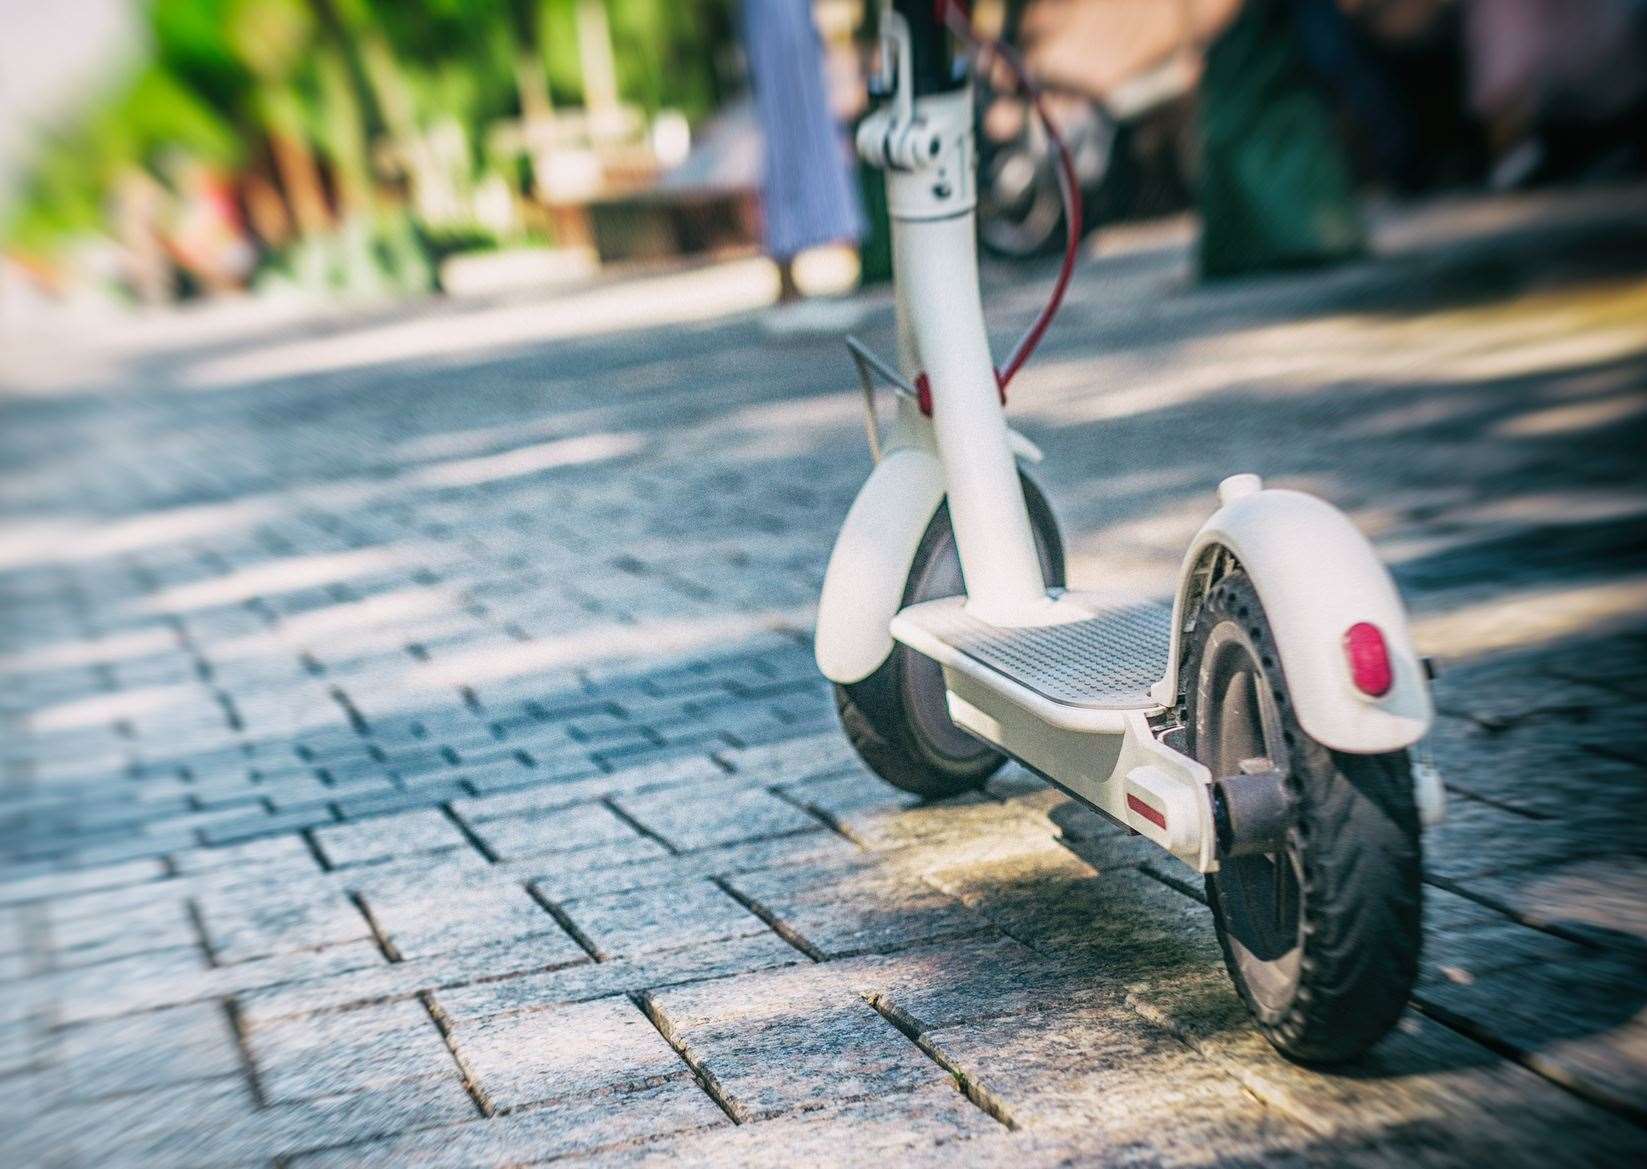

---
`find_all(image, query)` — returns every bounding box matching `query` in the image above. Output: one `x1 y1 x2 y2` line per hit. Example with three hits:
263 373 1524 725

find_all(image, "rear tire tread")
1191 570 1421 1065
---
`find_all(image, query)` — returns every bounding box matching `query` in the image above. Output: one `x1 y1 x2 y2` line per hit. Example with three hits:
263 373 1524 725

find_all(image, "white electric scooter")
818 0 1443 1065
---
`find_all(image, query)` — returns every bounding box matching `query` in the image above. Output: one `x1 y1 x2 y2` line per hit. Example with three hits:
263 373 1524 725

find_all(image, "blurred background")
2 0 1643 318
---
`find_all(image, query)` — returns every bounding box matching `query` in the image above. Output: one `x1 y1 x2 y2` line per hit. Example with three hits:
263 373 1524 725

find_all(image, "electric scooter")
818 0 1444 1065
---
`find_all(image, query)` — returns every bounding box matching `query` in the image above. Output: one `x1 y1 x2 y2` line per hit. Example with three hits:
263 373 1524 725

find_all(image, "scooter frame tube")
871 5 1050 624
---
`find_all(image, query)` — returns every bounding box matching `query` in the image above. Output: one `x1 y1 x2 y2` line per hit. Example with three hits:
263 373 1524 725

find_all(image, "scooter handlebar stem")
856 88 977 220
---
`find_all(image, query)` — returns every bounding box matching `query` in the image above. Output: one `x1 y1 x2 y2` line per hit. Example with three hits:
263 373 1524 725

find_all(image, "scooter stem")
861 8 1049 623
894 200 1049 621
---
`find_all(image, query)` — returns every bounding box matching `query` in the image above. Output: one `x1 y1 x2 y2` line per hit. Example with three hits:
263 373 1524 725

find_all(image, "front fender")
1167 489 1432 754
816 446 947 684
816 433 1044 684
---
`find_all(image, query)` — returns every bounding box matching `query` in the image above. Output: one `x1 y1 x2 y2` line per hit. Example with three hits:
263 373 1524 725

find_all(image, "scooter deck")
892 592 1172 710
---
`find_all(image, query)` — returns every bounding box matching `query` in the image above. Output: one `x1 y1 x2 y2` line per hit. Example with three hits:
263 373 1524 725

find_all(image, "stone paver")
312 808 471 868
2 187 1645 1165
442 993 689 1114
613 779 823 851
469 802 667 863
196 882 377 964
558 877 771 959
58 1002 241 1101
921 1000 1283 1150
242 998 460 1105
286 1079 727 1169
646 962 952 1122
726 856 992 959
359 879 582 962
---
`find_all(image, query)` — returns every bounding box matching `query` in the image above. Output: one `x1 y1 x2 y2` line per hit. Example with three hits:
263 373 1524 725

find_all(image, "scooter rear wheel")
835 473 1064 799
1184 570 1421 1064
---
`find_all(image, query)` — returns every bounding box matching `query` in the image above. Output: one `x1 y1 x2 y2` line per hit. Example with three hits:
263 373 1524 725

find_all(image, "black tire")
977 95 1125 261
836 473 1064 799
1183 569 1422 1064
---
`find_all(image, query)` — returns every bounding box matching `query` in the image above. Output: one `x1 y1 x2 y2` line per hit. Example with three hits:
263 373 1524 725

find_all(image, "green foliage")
5 136 106 255
114 64 244 167
148 0 250 116
224 0 316 80
4 62 240 254
538 0 733 119
5 0 740 258
606 0 733 119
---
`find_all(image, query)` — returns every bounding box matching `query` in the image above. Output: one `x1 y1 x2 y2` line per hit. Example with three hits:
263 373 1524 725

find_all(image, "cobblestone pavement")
2 185 1646 1168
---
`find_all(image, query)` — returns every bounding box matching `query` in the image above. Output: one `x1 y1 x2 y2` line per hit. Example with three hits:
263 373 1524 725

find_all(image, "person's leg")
744 0 865 293
776 257 803 304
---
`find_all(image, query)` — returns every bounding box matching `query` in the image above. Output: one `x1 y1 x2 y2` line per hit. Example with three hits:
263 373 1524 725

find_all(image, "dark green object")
856 147 894 287
1197 0 1365 279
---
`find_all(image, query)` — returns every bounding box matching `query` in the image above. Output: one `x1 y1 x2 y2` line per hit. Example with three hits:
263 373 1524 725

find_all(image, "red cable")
934 0 1083 395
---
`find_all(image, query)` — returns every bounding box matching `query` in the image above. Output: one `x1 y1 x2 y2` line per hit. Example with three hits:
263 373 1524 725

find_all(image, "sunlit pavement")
2 185 1645 1168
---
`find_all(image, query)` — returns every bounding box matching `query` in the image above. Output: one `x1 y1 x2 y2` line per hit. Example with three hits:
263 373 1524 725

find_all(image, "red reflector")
1343 622 1393 697
915 372 933 417
1126 793 1167 830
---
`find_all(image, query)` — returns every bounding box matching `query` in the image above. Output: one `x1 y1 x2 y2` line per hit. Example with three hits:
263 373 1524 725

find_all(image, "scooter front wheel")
1184 570 1422 1064
835 473 1064 799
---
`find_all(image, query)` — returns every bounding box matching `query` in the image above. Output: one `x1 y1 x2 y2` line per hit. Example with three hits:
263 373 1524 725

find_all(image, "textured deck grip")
909 595 1172 708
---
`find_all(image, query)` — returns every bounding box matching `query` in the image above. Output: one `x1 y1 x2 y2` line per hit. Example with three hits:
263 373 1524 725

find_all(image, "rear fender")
1162 489 1432 754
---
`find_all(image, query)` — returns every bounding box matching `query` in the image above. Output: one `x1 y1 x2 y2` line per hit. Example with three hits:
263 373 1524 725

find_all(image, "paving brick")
1424 797 1612 881
450 754 725 826
777 768 922 823
449 785 585 825
937 1002 1273 1142
558 877 770 959
646 963 948 1121
48 892 196 968
360 880 582 962
283 1079 727 1169
0 858 166 907
1469 854 1647 955
170 834 320 876
59 1070 481 1168
196 884 373 964
586 1084 1010 1169
265 774 395 812
333 780 471 819
312 809 471 868
258 1076 482 1157
930 847 1220 970
202 805 341 847
442 994 688 1113
59 1002 241 1100
1127 958 1647 1162
243 998 459 1104
849 935 1118 1033
47 943 216 1024
726 860 989 959
828 796 1056 853
468 758 605 794
422 930 802 1028
39 1074 260 1167
1417 950 1647 1121
613 780 821 851
468 802 665 862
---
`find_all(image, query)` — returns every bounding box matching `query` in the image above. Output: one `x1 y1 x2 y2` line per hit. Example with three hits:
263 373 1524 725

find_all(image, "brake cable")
935 0 1083 396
